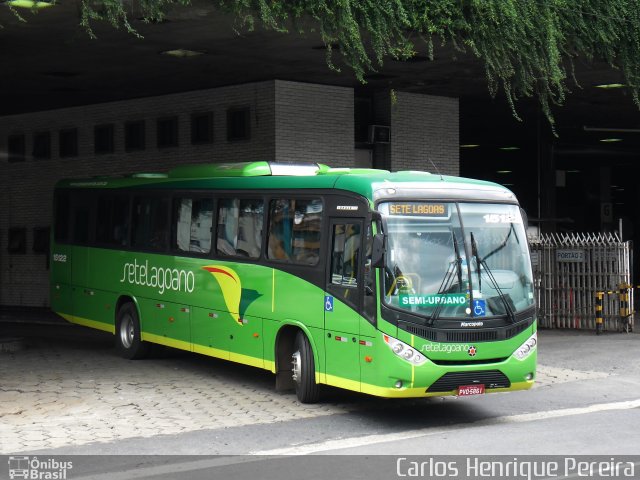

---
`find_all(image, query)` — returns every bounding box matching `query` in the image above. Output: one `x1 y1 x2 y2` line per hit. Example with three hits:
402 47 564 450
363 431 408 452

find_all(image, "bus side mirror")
371 233 385 268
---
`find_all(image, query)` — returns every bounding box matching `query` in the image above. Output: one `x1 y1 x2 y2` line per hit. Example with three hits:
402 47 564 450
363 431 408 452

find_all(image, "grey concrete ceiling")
1 1 639 156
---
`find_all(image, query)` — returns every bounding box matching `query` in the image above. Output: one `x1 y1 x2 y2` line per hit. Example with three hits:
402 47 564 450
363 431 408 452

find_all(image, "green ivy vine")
9 0 640 125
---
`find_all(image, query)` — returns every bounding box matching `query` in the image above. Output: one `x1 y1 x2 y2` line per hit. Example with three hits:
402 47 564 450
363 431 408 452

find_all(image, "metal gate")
529 232 634 331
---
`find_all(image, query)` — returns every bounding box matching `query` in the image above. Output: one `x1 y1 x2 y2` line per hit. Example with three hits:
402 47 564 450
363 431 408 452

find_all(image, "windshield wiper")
427 233 464 326
452 231 463 290
470 232 481 291
470 232 516 323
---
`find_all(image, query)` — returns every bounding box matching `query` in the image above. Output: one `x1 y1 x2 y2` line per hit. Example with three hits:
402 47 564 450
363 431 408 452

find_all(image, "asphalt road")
1 318 639 480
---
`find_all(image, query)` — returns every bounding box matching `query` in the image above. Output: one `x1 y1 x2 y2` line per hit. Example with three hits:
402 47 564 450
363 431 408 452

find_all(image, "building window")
125 120 145 152
33 227 51 254
33 132 51 159
354 97 373 143
157 116 179 148
59 128 78 158
94 124 115 154
226 107 251 141
8 227 27 254
191 112 213 144
8 134 25 162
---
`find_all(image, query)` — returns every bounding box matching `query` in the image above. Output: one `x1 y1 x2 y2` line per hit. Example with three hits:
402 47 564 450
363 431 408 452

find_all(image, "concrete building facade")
0 79 459 307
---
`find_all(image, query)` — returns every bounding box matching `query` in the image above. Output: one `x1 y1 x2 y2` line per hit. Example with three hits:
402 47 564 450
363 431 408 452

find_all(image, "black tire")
115 302 149 360
292 331 320 403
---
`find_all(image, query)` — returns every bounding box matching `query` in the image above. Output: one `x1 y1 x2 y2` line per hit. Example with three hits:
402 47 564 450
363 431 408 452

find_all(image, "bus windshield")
379 202 534 321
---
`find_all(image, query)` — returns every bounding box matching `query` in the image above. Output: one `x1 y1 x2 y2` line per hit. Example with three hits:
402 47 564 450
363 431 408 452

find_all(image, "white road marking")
252 398 640 455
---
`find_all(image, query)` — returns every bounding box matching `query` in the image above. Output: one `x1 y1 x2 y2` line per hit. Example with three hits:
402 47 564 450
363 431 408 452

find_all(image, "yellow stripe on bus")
142 332 273 372
57 314 275 372
58 313 115 334
59 311 533 399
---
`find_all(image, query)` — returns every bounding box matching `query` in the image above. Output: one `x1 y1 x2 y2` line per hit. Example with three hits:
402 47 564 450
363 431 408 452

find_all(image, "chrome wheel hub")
291 350 301 383
120 315 134 349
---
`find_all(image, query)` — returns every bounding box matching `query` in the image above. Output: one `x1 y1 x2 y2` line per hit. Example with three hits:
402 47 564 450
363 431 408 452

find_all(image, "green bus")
50 161 537 403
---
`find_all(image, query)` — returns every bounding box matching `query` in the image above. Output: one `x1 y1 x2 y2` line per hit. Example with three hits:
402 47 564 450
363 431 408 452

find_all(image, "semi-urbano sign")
556 249 585 263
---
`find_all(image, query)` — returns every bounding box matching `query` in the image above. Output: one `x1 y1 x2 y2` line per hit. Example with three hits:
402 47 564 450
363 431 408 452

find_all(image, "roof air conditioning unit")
368 125 390 144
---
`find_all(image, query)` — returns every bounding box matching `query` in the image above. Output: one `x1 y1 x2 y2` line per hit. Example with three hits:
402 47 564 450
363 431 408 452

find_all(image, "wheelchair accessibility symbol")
324 296 334 312
473 299 486 317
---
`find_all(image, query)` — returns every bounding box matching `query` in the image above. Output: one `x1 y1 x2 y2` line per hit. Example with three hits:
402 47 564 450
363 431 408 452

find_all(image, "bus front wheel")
116 303 149 360
292 331 320 403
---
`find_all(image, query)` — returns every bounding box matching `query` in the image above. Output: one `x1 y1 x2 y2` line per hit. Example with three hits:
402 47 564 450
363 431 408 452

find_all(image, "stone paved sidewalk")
0 330 354 453
0 324 624 454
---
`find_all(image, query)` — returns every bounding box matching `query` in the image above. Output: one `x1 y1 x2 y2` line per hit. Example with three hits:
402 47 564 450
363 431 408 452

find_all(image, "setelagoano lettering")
119 259 195 295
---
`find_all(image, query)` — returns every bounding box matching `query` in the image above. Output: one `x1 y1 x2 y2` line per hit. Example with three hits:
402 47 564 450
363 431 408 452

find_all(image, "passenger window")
217 198 263 258
54 192 70 243
96 195 130 246
173 197 213 254
267 198 322 265
331 223 361 286
132 197 169 251
73 203 90 245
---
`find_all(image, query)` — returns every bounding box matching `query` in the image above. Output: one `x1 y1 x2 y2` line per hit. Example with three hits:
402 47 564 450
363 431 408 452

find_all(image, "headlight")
513 332 537 360
383 334 427 366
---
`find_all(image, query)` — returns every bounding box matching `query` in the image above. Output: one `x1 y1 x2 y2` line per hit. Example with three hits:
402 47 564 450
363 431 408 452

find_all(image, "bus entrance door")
324 218 364 388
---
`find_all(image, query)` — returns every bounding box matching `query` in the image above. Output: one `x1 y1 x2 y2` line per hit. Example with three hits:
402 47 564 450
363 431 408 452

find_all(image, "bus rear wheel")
116 303 149 360
292 331 320 403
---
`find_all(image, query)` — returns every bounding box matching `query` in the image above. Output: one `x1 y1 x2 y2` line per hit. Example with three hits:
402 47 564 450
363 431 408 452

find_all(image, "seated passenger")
217 237 236 256
268 234 290 260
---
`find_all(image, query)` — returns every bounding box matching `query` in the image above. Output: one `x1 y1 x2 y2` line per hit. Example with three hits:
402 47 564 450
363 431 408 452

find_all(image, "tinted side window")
267 198 322 265
132 197 169 251
73 204 90 244
331 223 361 286
54 192 70 243
173 197 213 254
96 195 130 246
217 198 263 258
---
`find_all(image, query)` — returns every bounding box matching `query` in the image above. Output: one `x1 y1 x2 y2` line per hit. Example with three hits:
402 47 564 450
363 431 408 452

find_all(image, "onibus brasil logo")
8 456 72 479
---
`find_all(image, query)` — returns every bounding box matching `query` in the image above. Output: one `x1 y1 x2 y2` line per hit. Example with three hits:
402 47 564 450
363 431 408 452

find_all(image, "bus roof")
56 161 518 204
